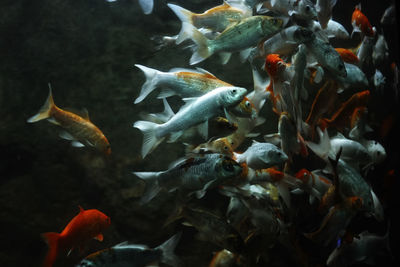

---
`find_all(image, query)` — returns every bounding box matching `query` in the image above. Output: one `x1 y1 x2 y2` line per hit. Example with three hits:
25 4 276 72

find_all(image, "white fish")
373 69 386 93
335 63 368 91
133 86 247 158
316 0 337 29
372 33 389 66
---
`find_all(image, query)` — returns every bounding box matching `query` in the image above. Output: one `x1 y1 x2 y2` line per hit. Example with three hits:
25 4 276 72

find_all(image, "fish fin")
71 141 85 148
139 0 153 15
263 133 281 146
246 133 260 138
134 64 160 104
78 205 85 213
240 48 253 63
370 189 384 222
224 109 238 124
178 22 211 65
219 52 232 65
306 127 331 160
156 232 182 267
291 188 304 195
197 120 209 140
59 131 75 141
133 120 162 158
157 88 176 99
27 84 55 123
152 98 175 123
133 172 161 204
167 3 193 31
276 182 291 208
41 232 60 267
314 66 325 84
94 233 103 242
47 117 60 125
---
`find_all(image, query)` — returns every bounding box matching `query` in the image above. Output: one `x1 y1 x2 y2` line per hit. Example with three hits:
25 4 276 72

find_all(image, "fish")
373 69 386 93
294 168 332 203
310 19 350 40
326 228 392 266
261 0 317 21
76 233 181 267
335 63 368 91
168 2 251 34
357 35 375 71
335 48 359 64
190 137 235 157
133 153 243 203
351 4 374 37
27 85 111 155
133 86 247 158
316 0 337 29
41 206 111 267
179 15 283 64
372 33 389 66
234 140 288 170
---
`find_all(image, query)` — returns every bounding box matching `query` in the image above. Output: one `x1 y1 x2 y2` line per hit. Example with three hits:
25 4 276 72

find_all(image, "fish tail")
41 232 60 267
133 171 162 204
138 0 153 15
133 120 163 158
179 22 211 65
168 4 193 44
27 84 56 123
306 127 331 161
134 64 161 104
157 232 182 267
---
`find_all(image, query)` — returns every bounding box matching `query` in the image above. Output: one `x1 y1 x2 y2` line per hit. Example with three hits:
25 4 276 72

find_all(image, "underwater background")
0 0 399 266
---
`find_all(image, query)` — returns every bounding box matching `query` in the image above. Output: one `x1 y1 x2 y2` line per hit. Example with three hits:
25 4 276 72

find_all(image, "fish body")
255 25 314 58
335 63 368 90
182 15 283 64
134 153 242 203
295 168 332 201
357 35 375 70
380 4 396 25
234 140 288 169
305 35 347 77
372 34 389 66
133 86 247 158
76 233 181 267
42 207 111 267
263 0 317 20
168 2 251 34
134 65 231 103
335 48 359 64
27 87 111 155
316 0 337 29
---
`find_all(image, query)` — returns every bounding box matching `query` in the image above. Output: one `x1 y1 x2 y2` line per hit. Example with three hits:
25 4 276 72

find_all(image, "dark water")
0 0 399 266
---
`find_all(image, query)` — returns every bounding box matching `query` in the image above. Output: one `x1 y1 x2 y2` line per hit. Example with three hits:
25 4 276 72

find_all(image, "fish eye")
223 161 234 171
232 89 237 94
245 101 251 107
224 146 228 150
305 5 310 12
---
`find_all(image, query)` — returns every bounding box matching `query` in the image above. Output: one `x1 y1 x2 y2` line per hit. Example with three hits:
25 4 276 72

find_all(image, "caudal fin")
179 22 211 65
168 4 193 42
134 64 161 104
157 232 182 267
138 0 153 15
133 171 161 204
133 120 163 158
41 232 60 267
27 85 55 123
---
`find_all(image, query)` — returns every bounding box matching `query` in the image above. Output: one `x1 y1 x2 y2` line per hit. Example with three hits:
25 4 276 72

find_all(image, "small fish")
373 69 386 93
310 20 350 40
372 33 389 66
294 168 332 203
234 140 288 170
133 86 247 158
316 0 337 29
168 2 251 34
335 48 359 64
76 233 181 267
326 228 392 266
134 153 242 203
351 4 374 37
27 86 111 155
42 206 111 267
262 0 317 21
191 137 235 157
357 35 375 71
179 15 283 64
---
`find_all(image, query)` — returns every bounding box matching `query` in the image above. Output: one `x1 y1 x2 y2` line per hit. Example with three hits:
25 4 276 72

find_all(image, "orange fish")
27 85 111 155
264 54 286 79
41 206 111 267
351 5 374 37
335 48 359 64
318 90 370 132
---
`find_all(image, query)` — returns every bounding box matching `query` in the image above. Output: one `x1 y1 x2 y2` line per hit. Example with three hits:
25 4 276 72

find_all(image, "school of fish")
28 0 397 266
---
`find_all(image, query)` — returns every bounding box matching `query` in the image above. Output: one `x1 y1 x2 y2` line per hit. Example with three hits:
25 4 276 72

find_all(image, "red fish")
351 5 374 37
41 206 111 267
335 48 359 64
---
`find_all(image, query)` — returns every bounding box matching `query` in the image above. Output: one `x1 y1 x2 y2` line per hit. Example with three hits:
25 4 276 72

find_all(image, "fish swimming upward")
27 85 111 154
41 206 111 267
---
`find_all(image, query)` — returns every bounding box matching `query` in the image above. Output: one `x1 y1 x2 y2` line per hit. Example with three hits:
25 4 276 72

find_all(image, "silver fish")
316 0 337 29
76 233 181 267
134 153 242 203
134 86 246 158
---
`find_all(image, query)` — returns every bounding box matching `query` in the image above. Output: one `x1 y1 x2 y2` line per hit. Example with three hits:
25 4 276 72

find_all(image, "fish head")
365 140 386 165
231 97 258 119
261 16 283 34
294 27 314 42
215 156 243 179
219 86 247 107
295 168 312 183
298 0 317 20
267 145 288 164
264 54 285 78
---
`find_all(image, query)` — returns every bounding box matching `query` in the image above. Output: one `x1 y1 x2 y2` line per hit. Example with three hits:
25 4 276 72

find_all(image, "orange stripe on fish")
335 48 359 64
